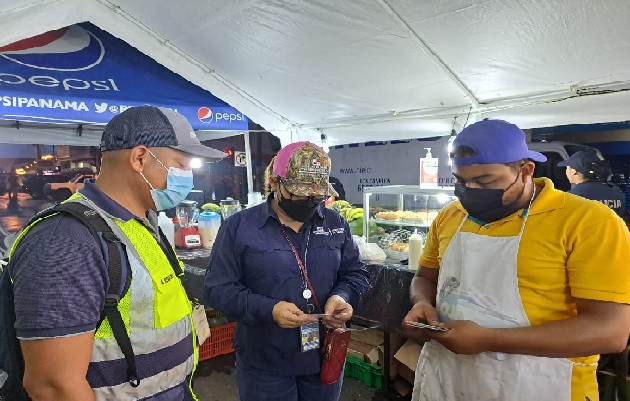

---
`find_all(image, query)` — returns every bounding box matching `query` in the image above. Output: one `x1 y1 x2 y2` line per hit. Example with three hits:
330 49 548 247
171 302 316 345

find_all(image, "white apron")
412 203 574 401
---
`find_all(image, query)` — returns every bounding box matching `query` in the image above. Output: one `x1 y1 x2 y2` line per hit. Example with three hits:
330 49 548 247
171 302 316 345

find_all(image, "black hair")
505 159 529 172
264 157 276 196
450 145 477 159
582 160 612 183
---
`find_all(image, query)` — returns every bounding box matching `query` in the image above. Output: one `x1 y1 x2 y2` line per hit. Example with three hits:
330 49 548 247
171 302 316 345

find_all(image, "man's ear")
129 146 149 173
521 161 536 182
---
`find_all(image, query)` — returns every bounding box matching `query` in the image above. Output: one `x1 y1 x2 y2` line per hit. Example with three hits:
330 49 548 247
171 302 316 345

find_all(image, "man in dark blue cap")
558 149 626 216
403 119 630 401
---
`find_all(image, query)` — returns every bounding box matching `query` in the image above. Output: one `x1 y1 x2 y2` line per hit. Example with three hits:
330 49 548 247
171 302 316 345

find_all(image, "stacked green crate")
344 355 383 388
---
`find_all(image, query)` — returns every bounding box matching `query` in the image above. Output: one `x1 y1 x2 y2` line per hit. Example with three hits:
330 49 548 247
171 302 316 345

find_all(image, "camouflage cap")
272 141 339 197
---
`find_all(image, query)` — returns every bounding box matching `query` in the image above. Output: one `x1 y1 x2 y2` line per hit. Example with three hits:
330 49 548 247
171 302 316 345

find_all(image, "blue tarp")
0 23 248 131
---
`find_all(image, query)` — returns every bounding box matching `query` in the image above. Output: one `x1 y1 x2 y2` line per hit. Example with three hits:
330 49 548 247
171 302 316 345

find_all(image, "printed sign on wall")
234 151 247 167
329 136 454 204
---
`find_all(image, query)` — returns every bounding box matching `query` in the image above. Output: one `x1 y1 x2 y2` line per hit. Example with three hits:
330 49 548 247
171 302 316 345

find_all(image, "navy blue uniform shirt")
569 181 626 215
203 197 369 375
9 180 140 339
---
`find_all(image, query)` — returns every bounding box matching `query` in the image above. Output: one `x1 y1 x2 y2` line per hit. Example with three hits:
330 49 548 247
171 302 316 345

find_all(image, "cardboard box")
347 339 381 365
394 339 423 384
350 327 384 346
392 379 413 396
365 345 382 365
398 364 415 384
346 347 364 361
347 339 372 361
386 332 407 379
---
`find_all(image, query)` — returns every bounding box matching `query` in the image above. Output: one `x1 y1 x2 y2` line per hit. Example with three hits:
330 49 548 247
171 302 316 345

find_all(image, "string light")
190 158 203 169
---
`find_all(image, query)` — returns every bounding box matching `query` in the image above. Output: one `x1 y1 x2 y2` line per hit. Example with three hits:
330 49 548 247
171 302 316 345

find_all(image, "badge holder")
300 321 320 352
300 291 320 352
191 300 211 345
280 225 323 353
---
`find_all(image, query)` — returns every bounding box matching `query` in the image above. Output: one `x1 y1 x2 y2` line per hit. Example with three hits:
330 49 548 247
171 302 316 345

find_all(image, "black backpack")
0 202 139 400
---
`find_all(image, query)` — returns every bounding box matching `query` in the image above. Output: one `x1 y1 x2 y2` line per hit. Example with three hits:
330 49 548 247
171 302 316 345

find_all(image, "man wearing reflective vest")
8 106 226 400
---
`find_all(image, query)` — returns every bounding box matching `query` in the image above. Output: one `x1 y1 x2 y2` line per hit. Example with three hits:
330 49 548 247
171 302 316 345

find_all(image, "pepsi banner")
0 23 248 130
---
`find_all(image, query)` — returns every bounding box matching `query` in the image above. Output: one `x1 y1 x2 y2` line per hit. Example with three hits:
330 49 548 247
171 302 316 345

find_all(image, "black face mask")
454 171 525 223
277 192 320 222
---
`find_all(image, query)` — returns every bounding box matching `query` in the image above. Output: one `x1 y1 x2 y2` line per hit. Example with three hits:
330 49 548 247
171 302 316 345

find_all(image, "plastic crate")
344 355 383 388
198 310 235 361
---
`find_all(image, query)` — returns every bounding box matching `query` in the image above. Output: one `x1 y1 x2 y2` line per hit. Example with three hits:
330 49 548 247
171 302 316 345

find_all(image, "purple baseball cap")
451 119 547 166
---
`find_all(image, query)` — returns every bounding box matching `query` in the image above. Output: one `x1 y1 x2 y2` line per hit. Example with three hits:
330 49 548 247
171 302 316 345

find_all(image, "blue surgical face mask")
140 151 194 211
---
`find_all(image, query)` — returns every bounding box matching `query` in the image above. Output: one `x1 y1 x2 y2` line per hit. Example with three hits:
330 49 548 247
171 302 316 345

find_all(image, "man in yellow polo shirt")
404 119 630 401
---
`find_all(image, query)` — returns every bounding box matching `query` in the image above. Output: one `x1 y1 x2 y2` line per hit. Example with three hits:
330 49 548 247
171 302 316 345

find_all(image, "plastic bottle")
407 229 423 271
158 211 175 248
420 148 439 189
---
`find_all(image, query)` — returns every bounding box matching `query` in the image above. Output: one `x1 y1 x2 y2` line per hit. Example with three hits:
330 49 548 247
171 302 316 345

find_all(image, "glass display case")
362 185 457 261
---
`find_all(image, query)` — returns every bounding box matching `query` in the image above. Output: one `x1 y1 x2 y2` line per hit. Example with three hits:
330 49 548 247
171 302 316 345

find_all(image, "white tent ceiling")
1 0 630 146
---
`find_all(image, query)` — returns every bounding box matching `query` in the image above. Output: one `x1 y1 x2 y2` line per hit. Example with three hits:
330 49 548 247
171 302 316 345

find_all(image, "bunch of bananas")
330 200 351 212
200 203 222 213
339 206 352 218
329 200 364 223
344 207 364 222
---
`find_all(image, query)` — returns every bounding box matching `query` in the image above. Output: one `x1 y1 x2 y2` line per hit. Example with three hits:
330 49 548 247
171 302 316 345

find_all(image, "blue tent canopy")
0 23 248 132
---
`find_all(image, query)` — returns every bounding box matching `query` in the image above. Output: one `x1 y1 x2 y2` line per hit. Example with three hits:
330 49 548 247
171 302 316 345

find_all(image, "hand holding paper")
323 295 353 329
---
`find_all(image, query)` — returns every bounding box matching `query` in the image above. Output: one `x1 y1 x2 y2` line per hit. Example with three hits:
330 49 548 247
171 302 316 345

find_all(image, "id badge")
192 304 211 345
300 322 320 352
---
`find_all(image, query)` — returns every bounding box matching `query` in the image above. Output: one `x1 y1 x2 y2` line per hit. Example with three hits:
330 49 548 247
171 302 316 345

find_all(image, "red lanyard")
279 226 322 313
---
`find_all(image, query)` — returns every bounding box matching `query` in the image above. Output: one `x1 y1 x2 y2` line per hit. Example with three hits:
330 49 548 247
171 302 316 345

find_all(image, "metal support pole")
244 132 254 194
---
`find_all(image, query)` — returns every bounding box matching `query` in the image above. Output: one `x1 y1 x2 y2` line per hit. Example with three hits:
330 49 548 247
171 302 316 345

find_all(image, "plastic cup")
198 211 221 249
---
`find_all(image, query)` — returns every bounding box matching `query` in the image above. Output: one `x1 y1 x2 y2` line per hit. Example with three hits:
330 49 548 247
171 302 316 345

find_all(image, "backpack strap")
43 202 140 387
13 203 191 389
156 227 183 278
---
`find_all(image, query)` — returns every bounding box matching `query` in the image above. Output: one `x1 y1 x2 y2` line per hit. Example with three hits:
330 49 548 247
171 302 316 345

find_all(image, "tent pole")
244 132 254 194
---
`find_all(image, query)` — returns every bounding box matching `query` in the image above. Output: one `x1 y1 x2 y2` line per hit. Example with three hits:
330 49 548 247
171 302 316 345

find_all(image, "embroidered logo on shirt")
313 227 344 235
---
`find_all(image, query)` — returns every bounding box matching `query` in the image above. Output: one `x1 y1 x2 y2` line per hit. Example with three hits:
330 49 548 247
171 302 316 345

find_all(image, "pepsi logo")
197 107 213 123
0 25 104 72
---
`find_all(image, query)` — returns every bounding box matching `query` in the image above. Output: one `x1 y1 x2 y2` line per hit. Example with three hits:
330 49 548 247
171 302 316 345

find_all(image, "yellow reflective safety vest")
11 194 199 400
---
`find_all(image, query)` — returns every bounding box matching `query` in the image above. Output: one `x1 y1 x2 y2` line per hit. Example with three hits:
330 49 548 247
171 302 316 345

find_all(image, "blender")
175 200 201 248
220 199 241 220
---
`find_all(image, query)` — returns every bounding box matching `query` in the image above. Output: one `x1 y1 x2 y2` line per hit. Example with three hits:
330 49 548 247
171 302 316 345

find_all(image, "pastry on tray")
375 211 401 220
400 211 428 224
389 242 409 252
